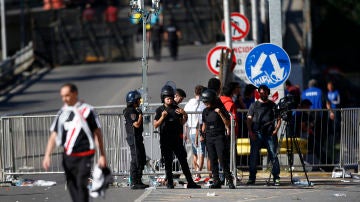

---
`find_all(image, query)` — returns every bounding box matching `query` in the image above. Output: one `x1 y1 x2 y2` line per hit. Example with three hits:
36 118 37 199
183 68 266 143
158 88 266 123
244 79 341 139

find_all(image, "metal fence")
1 108 359 181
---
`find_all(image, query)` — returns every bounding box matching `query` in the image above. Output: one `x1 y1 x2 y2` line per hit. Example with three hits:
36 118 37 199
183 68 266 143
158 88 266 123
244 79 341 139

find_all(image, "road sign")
244 43 291 88
222 12 250 41
217 41 256 85
206 46 236 75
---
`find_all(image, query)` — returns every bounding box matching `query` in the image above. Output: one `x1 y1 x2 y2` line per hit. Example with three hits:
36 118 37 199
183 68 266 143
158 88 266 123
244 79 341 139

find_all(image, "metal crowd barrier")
1 108 359 181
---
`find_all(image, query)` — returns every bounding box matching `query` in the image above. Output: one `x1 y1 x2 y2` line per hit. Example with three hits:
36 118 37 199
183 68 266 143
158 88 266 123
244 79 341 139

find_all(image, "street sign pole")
222 0 232 86
269 0 284 101
1 0 7 60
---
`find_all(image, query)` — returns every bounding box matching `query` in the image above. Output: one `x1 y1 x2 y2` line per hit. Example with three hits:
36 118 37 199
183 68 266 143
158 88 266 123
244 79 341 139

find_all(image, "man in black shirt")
246 85 281 186
43 83 107 202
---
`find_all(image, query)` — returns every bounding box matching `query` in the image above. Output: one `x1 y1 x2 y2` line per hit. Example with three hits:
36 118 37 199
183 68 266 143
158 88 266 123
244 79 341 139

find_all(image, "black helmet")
126 90 141 104
160 85 175 102
201 89 217 104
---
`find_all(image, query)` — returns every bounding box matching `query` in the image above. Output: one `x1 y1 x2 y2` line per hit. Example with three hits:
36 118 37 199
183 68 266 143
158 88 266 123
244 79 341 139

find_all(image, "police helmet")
126 90 141 104
201 89 217 104
160 85 175 102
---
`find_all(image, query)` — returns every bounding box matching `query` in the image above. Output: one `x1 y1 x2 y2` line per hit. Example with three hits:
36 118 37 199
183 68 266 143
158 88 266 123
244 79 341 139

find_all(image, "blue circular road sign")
244 43 291 88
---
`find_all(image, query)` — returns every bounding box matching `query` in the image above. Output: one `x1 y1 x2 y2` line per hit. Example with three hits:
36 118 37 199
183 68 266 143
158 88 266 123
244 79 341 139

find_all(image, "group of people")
43 76 342 201
286 78 342 166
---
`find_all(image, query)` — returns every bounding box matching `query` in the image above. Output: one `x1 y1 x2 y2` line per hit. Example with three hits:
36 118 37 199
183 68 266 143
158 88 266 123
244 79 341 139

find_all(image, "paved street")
1 172 359 202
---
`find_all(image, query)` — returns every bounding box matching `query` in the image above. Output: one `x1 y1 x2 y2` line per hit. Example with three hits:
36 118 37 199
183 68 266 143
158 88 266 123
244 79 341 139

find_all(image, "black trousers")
160 137 193 183
127 135 146 184
206 135 232 181
63 154 93 202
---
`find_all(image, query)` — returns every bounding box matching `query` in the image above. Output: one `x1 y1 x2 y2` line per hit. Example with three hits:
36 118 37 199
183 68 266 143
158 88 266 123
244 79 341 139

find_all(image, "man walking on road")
42 83 107 202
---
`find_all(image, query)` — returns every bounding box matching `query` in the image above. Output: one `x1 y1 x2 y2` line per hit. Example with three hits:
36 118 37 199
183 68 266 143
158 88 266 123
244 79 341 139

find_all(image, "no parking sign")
206 46 236 75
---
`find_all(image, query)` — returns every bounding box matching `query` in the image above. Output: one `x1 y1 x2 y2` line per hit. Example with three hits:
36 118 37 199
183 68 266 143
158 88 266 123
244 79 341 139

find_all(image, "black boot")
227 179 235 189
187 181 201 189
209 179 222 189
131 178 149 189
167 179 174 189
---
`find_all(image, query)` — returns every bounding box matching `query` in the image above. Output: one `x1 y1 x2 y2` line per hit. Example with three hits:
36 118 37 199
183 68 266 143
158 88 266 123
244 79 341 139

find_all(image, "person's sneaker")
203 177 211 183
194 177 201 182
187 182 201 189
274 179 280 186
246 180 255 185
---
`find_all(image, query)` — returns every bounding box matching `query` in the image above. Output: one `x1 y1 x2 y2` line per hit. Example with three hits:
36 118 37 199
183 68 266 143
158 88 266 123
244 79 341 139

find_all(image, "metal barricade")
1 108 359 181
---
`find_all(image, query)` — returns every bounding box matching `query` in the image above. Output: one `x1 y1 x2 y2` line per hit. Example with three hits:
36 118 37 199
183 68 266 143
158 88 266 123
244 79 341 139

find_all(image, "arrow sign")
251 52 267 79
244 43 291 88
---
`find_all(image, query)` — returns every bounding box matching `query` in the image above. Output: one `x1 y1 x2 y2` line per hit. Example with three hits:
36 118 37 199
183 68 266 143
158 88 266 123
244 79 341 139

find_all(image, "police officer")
164 18 181 60
154 85 201 189
123 90 149 189
201 89 235 189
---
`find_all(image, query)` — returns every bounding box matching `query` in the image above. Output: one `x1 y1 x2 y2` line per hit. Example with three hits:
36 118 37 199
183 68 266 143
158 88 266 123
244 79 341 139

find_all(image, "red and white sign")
221 12 250 41
217 41 256 84
206 46 236 75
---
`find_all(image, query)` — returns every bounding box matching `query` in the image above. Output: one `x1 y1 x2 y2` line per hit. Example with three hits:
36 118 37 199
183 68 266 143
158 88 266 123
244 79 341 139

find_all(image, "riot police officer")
201 89 235 189
154 85 201 189
123 90 149 189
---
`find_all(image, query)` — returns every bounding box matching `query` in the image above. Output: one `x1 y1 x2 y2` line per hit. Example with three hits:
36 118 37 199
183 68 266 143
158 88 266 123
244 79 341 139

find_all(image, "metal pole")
251 0 258 43
141 0 149 112
1 0 7 60
222 0 232 85
268 0 285 101
223 0 232 49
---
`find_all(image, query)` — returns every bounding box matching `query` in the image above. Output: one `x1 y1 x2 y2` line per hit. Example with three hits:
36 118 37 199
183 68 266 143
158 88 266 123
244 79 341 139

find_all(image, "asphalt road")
1 172 360 202
0 42 213 115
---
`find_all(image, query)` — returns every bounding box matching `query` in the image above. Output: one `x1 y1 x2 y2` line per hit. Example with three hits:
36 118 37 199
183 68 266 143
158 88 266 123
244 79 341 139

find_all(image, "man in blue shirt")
301 79 324 109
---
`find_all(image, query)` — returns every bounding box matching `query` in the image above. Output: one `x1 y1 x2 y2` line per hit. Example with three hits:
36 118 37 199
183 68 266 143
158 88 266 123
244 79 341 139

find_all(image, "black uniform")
202 103 233 186
123 106 146 185
165 23 179 60
151 22 164 61
154 104 195 187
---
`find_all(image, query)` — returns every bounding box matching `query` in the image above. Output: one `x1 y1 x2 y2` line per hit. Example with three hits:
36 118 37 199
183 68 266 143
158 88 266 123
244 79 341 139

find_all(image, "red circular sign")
206 46 236 75
221 12 250 41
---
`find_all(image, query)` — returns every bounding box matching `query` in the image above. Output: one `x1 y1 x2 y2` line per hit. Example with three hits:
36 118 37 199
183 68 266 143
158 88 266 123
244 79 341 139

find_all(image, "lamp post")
1 0 7 60
129 0 160 112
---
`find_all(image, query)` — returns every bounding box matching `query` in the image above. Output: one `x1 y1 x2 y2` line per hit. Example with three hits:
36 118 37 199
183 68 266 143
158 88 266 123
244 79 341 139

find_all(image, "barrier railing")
1 108 359 181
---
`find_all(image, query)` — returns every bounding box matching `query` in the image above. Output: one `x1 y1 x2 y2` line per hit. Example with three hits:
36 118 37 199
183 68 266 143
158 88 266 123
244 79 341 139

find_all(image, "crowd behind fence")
1 107 359 181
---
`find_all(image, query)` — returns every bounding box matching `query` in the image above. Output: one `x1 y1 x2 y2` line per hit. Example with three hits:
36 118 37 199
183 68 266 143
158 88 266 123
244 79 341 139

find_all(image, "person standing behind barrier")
201 89 235 189
246 85 281 186
104 1 119 36
325 80 341 164
164 18 181 60
42 83 107 202
123 90 149 189
150 19 164 61
82 3 96 23
153 85 201 189
184 85 208 182
301 79 324 109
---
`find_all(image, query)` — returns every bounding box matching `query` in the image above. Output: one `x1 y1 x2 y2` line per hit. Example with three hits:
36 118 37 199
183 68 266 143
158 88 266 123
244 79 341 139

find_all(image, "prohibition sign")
222 12 250 41
206 46 236 75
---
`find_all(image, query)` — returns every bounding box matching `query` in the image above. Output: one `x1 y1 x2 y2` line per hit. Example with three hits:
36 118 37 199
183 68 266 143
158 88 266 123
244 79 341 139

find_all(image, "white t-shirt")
184 97 206 135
